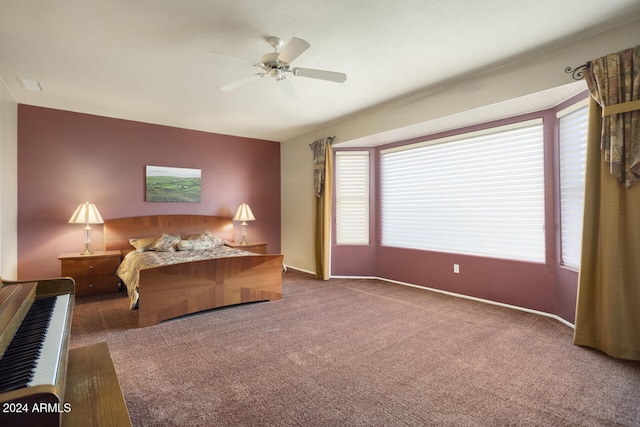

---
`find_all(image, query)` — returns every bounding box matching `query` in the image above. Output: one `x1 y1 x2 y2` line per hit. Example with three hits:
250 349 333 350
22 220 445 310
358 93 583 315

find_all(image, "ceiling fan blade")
293 67 347 83
221 74 263 91
277 37 310 64
277 78 298 100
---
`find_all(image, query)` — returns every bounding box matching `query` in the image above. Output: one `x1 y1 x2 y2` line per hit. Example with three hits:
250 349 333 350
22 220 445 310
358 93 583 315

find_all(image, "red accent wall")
17 105 280 280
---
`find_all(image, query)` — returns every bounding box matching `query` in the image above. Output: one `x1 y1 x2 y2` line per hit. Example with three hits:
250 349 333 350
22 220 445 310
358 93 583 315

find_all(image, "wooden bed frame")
104 214 283 327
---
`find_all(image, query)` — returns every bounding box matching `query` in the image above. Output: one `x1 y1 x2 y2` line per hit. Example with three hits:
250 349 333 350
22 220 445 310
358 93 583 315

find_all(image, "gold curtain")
574 46 640 361
310 137 334 280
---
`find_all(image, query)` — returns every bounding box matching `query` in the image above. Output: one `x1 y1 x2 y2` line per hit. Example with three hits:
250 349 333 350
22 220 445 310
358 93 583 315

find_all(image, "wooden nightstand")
59 250 122 297
226 242 268 254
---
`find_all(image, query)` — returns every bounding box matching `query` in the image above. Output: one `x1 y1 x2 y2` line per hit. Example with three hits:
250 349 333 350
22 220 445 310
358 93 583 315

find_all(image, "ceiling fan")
214 36 347 99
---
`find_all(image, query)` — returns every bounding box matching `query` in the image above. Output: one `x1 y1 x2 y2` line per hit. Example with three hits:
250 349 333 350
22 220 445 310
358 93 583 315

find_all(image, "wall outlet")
453 264 460 274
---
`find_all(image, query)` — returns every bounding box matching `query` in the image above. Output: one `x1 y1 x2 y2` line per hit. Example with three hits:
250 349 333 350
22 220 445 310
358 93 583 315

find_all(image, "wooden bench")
62 342 131 427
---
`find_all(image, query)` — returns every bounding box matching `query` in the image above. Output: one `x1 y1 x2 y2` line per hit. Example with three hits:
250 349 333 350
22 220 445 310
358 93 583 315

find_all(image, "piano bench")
62 342 131 427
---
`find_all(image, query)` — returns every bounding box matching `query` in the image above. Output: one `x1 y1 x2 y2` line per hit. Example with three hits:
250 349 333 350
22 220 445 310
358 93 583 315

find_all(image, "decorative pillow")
198 230 225 247
178 239 215 251
183 230 206 240
182 230 225 247
149 234 181 252
129 236 160 252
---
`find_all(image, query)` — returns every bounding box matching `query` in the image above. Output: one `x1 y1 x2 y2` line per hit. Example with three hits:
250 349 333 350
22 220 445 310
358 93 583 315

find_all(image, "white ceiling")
1 0 639 143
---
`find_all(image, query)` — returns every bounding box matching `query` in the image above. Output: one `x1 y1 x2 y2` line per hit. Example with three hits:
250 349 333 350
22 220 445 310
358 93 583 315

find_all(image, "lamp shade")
68 202 104 225
233 203 255 222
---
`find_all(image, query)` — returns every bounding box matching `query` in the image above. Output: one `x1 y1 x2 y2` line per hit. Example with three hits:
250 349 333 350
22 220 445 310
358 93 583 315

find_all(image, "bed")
104 214 283 327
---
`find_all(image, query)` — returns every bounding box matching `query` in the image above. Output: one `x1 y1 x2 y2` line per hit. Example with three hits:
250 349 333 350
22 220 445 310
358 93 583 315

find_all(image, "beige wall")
280 137 316 274
0 77 18 279
280 19 640 274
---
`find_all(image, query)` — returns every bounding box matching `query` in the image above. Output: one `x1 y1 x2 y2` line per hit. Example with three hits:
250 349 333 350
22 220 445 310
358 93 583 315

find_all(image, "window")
558 101 588 269
335 151 370 244
380 120 545 262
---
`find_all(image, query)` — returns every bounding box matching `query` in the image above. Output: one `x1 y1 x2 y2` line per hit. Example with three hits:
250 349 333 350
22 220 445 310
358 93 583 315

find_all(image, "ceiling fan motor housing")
260 52 283 67
260 52 290 80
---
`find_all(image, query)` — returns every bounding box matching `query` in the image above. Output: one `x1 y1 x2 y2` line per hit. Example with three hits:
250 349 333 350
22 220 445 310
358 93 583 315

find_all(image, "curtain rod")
565 63 588 80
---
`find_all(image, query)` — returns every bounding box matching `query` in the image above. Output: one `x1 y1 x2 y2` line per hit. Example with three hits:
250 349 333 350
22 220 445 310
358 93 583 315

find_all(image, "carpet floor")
70 270 640 426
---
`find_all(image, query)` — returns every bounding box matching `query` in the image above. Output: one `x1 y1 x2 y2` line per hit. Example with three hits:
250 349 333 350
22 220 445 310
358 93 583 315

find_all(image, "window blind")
380 120 545 262
558 102 588 269
335 151 370 245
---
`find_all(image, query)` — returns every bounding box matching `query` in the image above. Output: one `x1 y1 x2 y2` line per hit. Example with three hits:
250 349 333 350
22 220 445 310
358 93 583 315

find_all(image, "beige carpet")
70 270 640 426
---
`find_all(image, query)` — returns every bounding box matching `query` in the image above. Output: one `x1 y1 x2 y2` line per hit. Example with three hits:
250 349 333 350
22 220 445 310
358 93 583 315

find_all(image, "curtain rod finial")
565 63 587 80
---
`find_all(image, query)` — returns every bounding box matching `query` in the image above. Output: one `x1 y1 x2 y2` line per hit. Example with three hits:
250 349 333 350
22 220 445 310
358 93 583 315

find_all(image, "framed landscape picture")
145 165 201 202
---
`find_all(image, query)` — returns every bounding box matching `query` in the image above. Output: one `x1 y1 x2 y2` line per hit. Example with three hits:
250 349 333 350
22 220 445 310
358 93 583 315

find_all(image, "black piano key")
0 379 32 390
0 351 41 367
4 338 44 352
1 337 46 359
0 365 36 390
0 372 35 391
0 358 36 372
0 359 37 380
0 375 35 392
0 364 35 386
2 337 44 357
5 333 42 357
0 296 57 392
0 358 35 372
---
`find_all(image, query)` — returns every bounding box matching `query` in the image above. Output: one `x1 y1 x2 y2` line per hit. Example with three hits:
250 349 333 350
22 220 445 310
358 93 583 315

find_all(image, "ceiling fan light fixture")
271 68 286 80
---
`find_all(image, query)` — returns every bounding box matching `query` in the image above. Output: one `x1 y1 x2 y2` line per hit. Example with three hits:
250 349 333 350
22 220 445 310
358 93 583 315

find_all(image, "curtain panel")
574 46 640 361
583 45 640 188
310 137 334 280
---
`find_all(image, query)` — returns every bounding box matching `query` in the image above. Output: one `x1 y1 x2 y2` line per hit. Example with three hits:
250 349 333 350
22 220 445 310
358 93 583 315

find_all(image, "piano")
0 278 73 427
0 277 131 427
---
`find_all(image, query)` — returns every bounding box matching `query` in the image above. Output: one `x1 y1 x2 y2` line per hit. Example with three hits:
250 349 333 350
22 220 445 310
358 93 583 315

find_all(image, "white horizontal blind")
335 151 370 245
558 103 588 269
380 120 545 262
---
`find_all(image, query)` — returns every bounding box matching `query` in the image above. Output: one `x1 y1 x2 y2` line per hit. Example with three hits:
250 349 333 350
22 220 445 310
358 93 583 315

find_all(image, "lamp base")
81 243 94 255
240 222 249 245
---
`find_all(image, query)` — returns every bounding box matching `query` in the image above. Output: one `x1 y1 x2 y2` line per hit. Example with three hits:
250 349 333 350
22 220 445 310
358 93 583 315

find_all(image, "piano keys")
0 276 131 427
0 293 71 393
0 278 73 427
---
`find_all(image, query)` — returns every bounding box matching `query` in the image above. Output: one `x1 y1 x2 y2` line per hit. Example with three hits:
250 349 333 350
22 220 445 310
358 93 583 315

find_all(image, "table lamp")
233 203 255 245
69 202 104 255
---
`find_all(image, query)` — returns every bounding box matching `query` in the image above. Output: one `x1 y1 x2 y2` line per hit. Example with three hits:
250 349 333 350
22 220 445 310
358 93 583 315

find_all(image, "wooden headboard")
103 215 235 251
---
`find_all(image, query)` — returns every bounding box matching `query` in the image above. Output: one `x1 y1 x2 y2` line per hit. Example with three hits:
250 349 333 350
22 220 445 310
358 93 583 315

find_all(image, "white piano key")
27 294 70 386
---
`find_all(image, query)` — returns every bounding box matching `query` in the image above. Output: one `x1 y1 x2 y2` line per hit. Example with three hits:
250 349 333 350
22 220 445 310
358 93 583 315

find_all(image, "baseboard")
283 264 316 276
331 274 576 329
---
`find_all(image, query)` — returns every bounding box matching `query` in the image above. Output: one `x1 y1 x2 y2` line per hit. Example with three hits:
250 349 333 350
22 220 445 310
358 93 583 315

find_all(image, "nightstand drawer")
61 256 120 277
73 275 120 297
59 250 122 297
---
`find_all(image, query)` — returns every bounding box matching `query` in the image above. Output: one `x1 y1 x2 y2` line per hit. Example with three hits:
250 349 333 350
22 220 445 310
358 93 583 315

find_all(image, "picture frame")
145 165 201 202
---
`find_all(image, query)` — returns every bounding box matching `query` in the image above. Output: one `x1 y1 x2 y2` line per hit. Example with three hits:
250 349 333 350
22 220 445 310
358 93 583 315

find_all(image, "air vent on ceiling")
18 77 43 92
